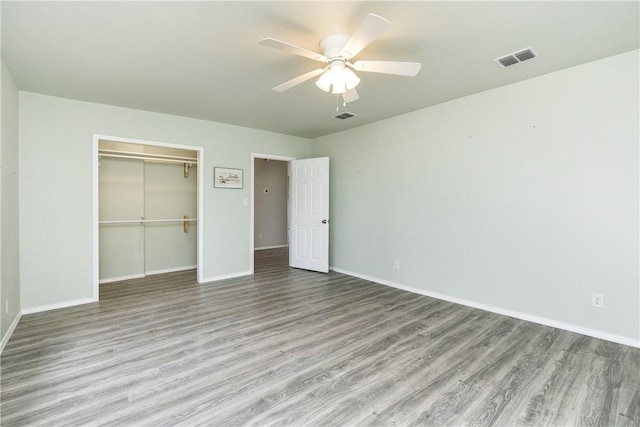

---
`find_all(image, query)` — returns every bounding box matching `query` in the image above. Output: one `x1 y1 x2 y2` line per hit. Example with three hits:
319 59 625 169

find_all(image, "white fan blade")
353 60 421 76
259 38 327 62
342 88 359 103
273 68 325 92
340 14 391 59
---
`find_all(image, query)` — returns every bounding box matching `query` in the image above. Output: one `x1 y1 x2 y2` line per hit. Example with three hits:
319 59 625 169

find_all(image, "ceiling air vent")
495 47 537 68
514 48 536 62
335 112 356 120
497 55 519 67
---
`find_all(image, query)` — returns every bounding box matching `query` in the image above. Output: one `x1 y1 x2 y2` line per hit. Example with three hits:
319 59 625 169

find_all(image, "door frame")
92 134 205 300
250 152 296 273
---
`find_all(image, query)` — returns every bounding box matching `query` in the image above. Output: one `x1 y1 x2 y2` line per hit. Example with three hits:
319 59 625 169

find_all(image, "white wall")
19 93 310 311
312 50 640 345
254 159 288 249
1 59 21 349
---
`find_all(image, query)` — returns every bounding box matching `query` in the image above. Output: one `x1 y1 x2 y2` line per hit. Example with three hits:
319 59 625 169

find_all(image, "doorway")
93 135 204 300
254 158 289 252
250 153 295 273
250 154 330 274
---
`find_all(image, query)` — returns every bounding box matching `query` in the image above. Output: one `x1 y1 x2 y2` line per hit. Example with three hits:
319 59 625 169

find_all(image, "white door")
99 157 197 282
144 162 197 274
99 157 145 281
289 157 330 273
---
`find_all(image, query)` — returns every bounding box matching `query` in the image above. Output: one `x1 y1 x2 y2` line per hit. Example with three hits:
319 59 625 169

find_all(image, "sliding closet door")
99 158 145 280
143 162 197 274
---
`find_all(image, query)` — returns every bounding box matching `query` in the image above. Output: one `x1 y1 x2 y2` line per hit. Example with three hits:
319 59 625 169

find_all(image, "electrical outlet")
592 293 604 308
258 233 263 240
393 260 400 270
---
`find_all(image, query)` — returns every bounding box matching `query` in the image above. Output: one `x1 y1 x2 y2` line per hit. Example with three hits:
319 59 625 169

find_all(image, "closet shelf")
98 149 197 165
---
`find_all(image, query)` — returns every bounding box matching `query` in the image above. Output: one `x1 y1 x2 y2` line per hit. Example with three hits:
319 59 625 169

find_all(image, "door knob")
322 219 328 224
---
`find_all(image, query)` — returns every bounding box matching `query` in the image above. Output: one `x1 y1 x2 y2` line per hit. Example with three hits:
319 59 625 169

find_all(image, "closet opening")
93 136 204 299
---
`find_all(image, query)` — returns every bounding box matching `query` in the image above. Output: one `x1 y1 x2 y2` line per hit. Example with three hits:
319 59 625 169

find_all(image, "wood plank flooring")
2 248 639 426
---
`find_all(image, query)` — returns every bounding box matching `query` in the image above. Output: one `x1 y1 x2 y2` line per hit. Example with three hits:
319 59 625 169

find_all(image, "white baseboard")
145 265 196 276
99 273 145 284
21 297 97 315
1 312 22 354
255 245 288 251
331 266 640 349
199 270 252 284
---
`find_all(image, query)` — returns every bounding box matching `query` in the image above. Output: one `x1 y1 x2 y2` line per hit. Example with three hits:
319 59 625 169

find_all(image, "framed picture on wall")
214 167 243 189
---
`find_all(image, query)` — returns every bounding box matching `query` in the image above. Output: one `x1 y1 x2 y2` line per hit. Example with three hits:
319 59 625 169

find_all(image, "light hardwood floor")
2 248 639 426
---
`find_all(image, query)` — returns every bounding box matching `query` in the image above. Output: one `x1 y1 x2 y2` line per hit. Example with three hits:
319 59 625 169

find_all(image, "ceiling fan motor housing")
319 34 351 59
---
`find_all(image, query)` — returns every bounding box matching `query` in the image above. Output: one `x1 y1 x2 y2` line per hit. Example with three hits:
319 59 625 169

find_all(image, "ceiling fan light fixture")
315 71 332 92
331 81 347 94
329 62 346 93
315 61 360 94
344 68 360 90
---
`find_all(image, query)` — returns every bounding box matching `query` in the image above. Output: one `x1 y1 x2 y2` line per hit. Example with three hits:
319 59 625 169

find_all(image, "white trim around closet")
92 134 205 302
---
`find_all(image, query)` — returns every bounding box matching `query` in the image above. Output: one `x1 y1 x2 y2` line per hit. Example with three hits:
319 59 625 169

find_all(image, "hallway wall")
254 159 288 249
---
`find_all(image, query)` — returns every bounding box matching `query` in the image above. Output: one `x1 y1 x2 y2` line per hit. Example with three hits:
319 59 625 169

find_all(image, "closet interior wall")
98 146 198 283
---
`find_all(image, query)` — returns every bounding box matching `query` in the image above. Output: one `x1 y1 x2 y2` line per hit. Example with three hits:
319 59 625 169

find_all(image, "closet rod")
98 152 197 165
99 219 198 225
99 153 196 165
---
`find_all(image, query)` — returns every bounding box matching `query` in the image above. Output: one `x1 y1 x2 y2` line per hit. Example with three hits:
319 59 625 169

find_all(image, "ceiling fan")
259 13 421 103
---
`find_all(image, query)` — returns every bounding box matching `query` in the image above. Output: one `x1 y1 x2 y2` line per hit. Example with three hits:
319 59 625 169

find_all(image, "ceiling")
2 1 638 139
